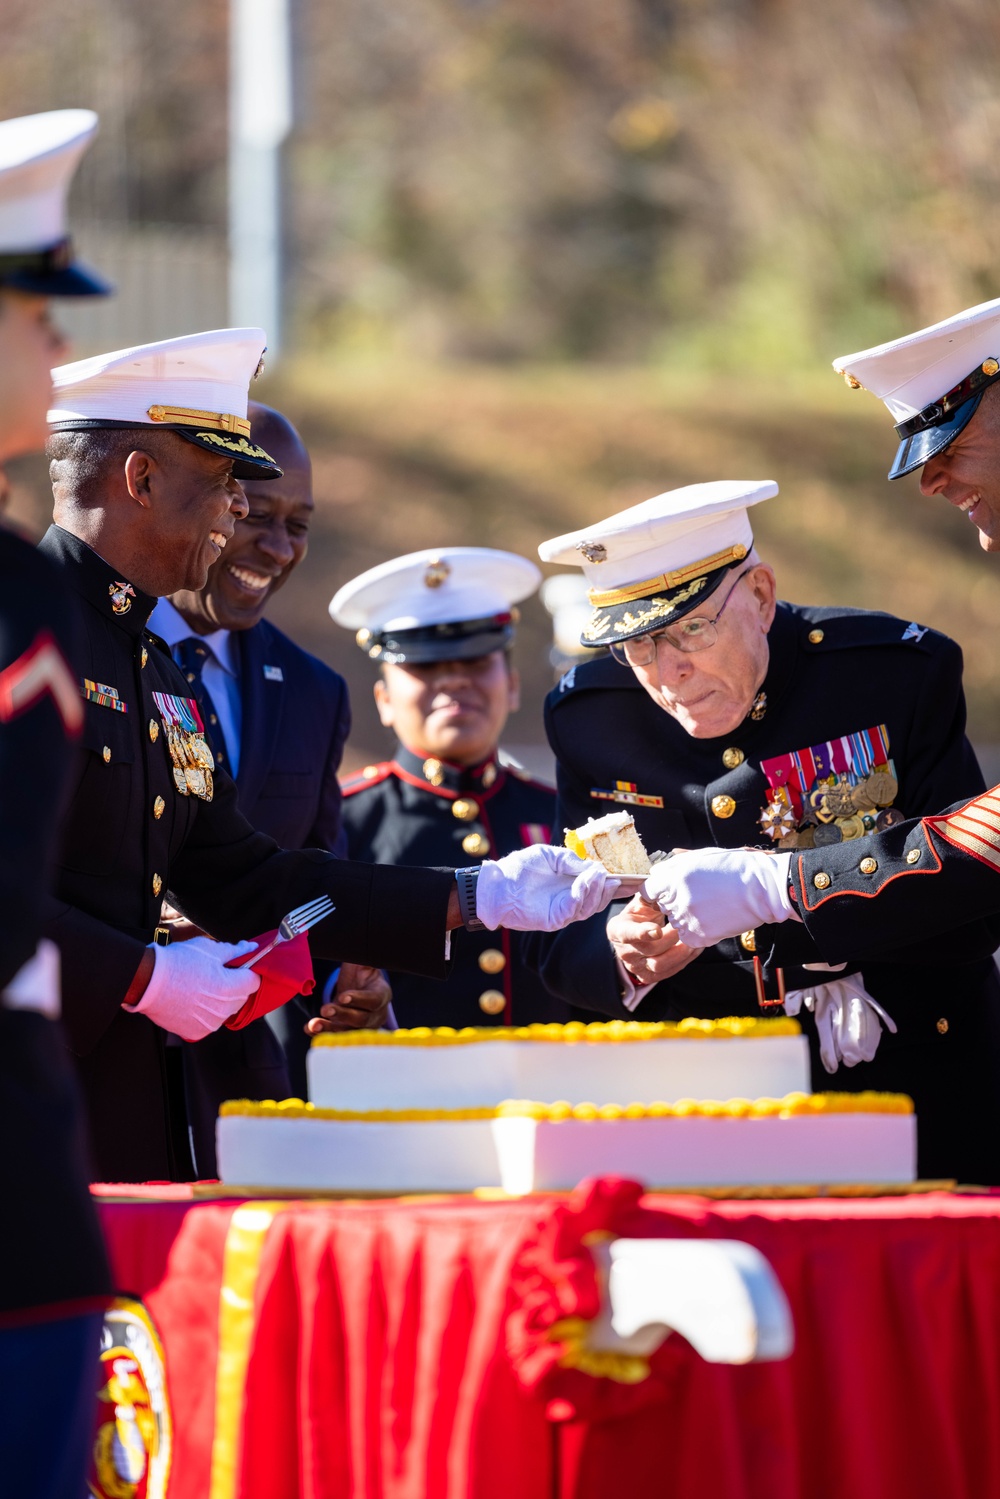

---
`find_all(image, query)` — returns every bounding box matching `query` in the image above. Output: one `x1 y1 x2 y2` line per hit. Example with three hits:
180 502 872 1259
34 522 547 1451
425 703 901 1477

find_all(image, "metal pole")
229 0 293 355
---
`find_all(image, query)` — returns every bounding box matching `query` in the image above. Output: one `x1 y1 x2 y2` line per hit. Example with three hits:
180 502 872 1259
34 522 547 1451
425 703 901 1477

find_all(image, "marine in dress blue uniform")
38 332 456 1184
333 546 569 1028
528 481 1000 1184
0 108 113 1499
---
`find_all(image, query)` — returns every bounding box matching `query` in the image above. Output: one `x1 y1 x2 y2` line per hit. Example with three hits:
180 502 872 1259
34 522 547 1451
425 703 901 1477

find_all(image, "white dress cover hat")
0 109 110 297
834 297 1000 479
539 479 776 647
48 328 281 479
331 546 542 663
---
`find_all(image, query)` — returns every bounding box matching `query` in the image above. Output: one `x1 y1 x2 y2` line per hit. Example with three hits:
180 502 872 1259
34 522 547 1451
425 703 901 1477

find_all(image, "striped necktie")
174 636 229 771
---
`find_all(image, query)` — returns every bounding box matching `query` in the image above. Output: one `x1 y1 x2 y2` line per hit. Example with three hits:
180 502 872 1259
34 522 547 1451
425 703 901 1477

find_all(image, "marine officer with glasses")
525 480 1000 1184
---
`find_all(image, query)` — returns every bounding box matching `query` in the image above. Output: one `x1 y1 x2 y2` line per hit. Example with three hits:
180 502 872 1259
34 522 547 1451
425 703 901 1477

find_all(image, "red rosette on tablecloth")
505 1176 684 1424
223 929 315 1030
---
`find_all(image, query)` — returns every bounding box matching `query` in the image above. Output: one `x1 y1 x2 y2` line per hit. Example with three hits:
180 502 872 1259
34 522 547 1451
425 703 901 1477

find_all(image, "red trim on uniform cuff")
797 823 942 911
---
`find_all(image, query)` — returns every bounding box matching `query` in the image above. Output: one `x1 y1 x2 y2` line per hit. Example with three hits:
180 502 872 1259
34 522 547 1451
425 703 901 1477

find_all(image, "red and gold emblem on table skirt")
88 1295 172 1499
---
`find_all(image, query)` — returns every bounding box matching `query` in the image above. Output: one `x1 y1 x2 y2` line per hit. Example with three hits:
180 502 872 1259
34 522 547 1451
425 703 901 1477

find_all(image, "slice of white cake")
565 812 651 875
307 1018 811 1113
216 1093 917 1194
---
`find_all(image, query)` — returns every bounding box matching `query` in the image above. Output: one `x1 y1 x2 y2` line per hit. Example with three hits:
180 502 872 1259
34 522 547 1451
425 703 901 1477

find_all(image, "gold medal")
173 767 189 795
810 789 836 824
185 767 207 798
866 771 898 807
835 814 865 840
822 780 857 817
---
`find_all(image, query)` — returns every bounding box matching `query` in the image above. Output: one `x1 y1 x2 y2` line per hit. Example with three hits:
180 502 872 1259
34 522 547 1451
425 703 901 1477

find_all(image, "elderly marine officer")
528 479 1000 1183
0 110 113 1498
150 402 359 1158
333 547 568 1028
646 300 1000 1018
38 329 620 1181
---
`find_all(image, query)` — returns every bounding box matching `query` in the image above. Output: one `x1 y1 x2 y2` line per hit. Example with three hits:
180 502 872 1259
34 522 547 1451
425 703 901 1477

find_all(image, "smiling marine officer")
37 340 621 1181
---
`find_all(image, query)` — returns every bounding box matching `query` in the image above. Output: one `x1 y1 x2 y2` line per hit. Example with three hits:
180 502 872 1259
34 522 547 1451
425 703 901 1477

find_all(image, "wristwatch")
455 867 486 931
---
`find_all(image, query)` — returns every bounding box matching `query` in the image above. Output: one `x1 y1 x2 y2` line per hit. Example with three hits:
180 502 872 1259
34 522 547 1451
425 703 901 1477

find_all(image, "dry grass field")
9 358 1000 773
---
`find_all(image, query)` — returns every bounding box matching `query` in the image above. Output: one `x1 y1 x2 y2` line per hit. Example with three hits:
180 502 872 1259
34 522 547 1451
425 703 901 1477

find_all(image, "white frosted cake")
217 1094 917 1194
307 1018 811 1112
564 812 651 875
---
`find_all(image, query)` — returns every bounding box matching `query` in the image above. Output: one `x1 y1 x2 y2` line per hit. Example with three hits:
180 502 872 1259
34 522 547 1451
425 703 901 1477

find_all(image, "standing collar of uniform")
39 524 157 637
147 595 238 677
392 742 505 797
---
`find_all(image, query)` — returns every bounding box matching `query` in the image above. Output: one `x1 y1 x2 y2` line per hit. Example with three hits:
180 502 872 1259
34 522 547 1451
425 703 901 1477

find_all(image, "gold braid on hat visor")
585 543 748 608
147 404 251 438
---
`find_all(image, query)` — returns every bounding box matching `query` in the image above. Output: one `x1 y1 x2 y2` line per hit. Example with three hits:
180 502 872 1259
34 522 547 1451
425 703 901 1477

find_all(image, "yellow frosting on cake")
220 1091 913 1123
310 1016 801 1048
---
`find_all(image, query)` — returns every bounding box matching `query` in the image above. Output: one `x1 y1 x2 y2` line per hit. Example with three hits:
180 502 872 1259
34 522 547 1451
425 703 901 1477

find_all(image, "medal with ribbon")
759 724 898 849
152 691 215 801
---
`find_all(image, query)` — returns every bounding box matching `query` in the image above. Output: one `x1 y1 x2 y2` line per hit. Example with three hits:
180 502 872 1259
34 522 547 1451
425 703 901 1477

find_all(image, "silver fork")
238 895 336 966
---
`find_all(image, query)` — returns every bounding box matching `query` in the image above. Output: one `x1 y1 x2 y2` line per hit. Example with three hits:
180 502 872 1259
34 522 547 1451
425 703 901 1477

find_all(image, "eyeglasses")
609 564 754 667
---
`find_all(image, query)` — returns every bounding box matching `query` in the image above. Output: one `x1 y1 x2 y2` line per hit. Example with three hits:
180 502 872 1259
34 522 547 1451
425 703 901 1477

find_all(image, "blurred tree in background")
3 0 1000 368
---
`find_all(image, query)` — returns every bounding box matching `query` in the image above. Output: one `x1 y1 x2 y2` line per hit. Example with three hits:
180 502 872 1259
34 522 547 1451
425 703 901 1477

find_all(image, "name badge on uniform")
81 678 128 713
152 691 215 801
263 664 283 682
591 780 664 809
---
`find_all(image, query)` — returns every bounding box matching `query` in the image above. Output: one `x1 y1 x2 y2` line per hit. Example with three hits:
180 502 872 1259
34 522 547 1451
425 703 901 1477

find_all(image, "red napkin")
224 928 316 1031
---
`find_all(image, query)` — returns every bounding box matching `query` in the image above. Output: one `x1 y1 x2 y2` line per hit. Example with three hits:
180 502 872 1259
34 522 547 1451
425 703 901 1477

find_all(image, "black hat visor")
0 239 111 298
46 419 282 480
580 558 739 649
889 391 984 481
364 614 514 665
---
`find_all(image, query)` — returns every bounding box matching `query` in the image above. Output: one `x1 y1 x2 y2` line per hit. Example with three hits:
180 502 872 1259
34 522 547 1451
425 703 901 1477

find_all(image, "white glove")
643 849 796 947
1 940 61 1019
123 936 261 1042
477 846 621 932
785 972 897 1074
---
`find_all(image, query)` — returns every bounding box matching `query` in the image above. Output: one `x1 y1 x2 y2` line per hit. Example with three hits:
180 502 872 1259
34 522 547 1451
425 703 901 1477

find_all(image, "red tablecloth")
95 1184 1000 1499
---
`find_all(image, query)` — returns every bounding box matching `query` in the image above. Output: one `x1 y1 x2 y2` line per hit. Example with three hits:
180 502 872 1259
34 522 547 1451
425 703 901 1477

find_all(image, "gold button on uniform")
859 856 878 875
452 797 478 821
481 763 498 789
102 745 111 763
906 848 921 864
423 757 445 786
152 873 163 897
462 831 490 857
149 719 159 743
937 1018 949 1035
711 794 736 819
141 646 148 668
478 989 505 1016
808 629 825 644
740 930 756 953
153 796 165 820
813 872 831 890
479 948 506 974
722 747 744 770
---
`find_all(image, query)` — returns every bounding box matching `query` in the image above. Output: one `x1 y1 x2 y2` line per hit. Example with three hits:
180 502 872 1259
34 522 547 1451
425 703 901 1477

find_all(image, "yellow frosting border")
310 1017 801 1048
220 1091 913 1123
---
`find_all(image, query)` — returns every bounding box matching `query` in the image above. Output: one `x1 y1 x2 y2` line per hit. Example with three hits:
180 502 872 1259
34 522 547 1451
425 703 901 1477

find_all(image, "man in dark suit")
150 402 366 1164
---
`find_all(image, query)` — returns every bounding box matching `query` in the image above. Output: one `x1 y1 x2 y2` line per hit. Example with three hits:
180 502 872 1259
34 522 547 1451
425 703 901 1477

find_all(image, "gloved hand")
643 848 796 947
785 973 898 1074
477 846 621 932
123 936 261 1042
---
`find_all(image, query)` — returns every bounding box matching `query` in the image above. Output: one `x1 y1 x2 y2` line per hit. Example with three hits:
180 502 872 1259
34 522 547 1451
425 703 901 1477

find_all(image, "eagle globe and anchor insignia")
88 1296 172 1499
